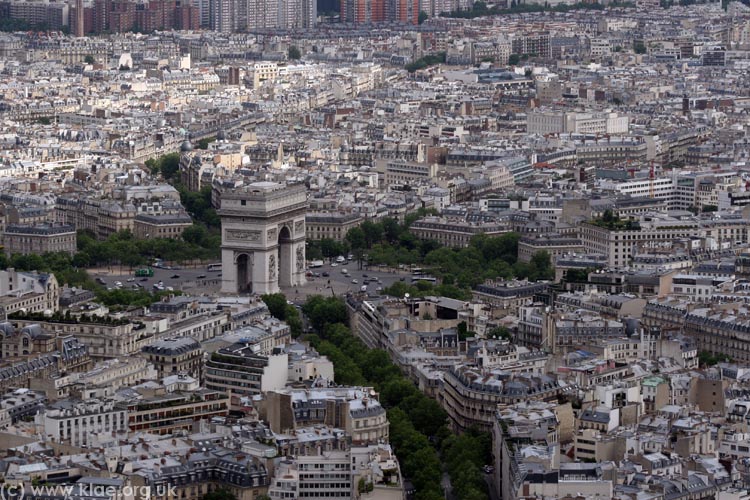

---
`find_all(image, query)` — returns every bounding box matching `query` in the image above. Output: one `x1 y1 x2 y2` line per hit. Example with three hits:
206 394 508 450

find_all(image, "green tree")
302 295 348 332
84 54 95 64
196 137 215 149
319 238 346 260
360 220 384 248
285 305 303 338
288 46 301 60
508 53 521 65
345 227 366 251
145 158 159 175
158 152 180 181
418 10 429 23
488 326 511 340
261 293 289 320
182 225 208 247
457 321 470 340
529 251 554 280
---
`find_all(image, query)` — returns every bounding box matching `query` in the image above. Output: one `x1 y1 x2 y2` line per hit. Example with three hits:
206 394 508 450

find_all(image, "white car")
351 279 358 284
341 268 348 274
331 263 338 267
114 281 123 287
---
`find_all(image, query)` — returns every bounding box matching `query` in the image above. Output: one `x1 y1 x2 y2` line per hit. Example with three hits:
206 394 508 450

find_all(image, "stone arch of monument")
219 182 307 295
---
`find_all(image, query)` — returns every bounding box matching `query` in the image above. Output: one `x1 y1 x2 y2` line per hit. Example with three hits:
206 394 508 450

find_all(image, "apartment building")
381 160 439 186
204 343 288 397
580 220 695 268
517 235 584 264
472 280 549 315
136 447 270 500
141 336 203 381
409 216 512 248
125 389 229 435
527 111 629 136
11 316 140 359
3 223 76 256
263 388 389 446
40 398 128 447
132 213 193 240
442 365 573 431
305 212 364 242
0 268 59 316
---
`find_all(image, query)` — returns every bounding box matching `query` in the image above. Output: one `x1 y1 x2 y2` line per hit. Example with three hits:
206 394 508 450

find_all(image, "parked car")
351 279 358 284
171 274 180 279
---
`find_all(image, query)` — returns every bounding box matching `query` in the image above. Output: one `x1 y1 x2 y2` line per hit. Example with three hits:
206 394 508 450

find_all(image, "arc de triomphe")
219 182 307 295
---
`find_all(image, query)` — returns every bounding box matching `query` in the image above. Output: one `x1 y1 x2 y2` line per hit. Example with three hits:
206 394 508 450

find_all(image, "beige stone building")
0 268 60 316
133 213 193 239
3 223 76 256
305 212 364 242
410 216 512 248
141 336 204 381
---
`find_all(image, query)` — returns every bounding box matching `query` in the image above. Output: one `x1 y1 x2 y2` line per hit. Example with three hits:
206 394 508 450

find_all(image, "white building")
39 399 127 447
527 111 629 136
268 452 353 499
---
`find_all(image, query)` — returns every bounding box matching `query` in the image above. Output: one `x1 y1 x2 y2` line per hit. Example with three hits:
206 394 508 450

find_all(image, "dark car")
171 274 180 279
399 277 406 281
140 277 148 282
197 274 207 279
363 274 369 278
96 277 106 285
322 272 330 277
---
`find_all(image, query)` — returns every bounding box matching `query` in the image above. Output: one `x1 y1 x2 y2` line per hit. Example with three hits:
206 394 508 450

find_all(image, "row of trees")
0 251 95 289
442 430 493 499
300 295 491 500
77 229 220 268
383 280 473 301
306 209 438 263
311 215 554 291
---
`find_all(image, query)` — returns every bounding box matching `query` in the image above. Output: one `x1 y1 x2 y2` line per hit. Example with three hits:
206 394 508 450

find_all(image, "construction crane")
649 160 655 199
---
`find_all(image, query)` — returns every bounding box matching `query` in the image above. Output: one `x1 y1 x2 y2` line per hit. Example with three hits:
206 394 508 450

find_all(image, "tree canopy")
261 293 302 337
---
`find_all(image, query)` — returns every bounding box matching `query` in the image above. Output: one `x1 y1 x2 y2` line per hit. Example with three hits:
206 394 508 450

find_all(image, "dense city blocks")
0 2 749 500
